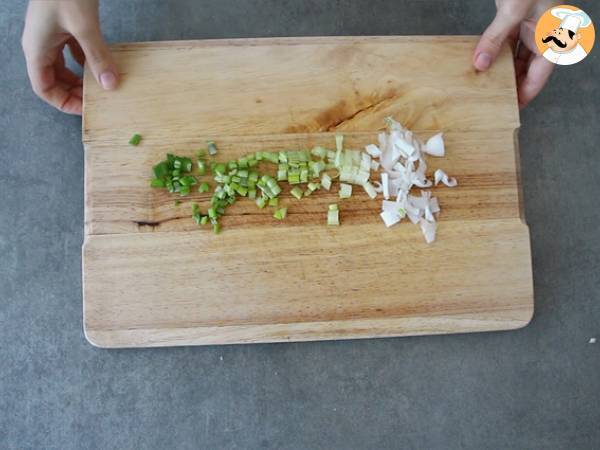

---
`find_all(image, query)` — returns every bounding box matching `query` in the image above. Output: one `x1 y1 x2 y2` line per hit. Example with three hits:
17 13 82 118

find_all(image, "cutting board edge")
83 305 534 348
104 35 484 50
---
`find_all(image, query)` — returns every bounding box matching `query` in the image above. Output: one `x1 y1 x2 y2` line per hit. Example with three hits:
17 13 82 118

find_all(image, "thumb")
75 27 118 90
473 11 520 71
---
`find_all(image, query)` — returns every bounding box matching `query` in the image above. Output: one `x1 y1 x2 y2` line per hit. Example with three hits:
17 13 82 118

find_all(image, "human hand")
22 0 118 115
473 0 556 108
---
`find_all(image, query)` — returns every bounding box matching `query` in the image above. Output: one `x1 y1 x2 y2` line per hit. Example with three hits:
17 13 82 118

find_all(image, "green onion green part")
273 208 287 220
207 140 218 156
290 187 303 200
129 133 142 146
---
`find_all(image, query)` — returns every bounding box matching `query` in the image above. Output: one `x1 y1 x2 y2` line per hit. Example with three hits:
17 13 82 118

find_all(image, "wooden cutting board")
82 36 533 348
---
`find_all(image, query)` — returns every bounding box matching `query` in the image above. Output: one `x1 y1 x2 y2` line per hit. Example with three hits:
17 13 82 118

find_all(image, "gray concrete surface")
1 0 599 449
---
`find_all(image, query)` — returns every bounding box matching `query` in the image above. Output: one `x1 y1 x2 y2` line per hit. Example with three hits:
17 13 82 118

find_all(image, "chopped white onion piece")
380 210 401 227
381 173 390 200
424 132 445 157
365 144 381 158
362 182 377 199
434 169 457 187
419 218 437 244
429 197 440 213
408 194 428 210
370 160 380 171
393 135 416 157
425 206 434 222
360 160 371 172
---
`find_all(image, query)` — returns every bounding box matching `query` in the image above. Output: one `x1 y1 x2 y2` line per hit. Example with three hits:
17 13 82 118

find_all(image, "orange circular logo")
535 5 595 65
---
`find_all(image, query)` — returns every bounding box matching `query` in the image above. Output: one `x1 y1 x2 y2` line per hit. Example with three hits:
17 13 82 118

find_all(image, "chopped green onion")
263 152 279 164
300 168 308 183
255 151 264 161
191 203 200 215
270 185 282 197
248 158 258 167
329 203 338 211
207 140 218 156
311 146 328 159
228 161 238 170
214 163 227 175
150 178 165 188
290 187 303 200
179 185 190 196
208 207 218 219
327 210 339 225
129 133 142 146
256 197 267 209
200 216 209 225
179 175 197 186
197 160 207 175
237 169 249 179
311 161 325 177
238 158 248 169
307 182 320 192
335 134 344 152
213 222 221 234
153 161 169 179
339 183 352 199
248 189 256 199
236 185 248 196
197 150 207 159
268 198 279 207
273 208 287 220
321 173 332 190
198 182 210 193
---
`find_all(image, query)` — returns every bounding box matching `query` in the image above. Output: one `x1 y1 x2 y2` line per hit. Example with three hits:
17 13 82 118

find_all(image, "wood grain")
84 220 533 347
82 36 532 348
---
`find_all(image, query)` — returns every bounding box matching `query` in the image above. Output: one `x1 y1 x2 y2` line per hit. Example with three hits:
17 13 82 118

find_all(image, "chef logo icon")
535 5 595 65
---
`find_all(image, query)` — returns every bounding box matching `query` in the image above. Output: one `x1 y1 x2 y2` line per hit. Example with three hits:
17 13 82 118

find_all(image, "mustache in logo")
542 35 567 48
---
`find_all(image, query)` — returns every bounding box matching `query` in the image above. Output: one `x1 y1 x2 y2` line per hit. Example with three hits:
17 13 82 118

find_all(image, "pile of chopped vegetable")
146 118 457 242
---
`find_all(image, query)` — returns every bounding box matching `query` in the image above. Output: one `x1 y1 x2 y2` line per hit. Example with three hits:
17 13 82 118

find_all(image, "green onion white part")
327 204 339 226
339 183 352 199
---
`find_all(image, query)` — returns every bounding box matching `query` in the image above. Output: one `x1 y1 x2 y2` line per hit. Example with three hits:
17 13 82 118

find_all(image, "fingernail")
99 71 117 90
475 52 492 70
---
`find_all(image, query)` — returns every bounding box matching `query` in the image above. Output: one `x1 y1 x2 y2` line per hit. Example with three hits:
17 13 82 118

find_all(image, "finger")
57 66 83 86
67 38 85 66
26 62 82 114
518 55 554 108
514 38 532 79
519 19 541 55
73 27 118 90
473 10 522 71
53 51 83 86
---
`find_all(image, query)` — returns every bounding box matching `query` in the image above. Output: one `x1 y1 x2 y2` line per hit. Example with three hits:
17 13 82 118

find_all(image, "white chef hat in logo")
551 8 592 33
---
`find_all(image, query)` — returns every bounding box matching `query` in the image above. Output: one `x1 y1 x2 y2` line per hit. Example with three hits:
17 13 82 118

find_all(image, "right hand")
22 0 118 115
473 0 557 108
